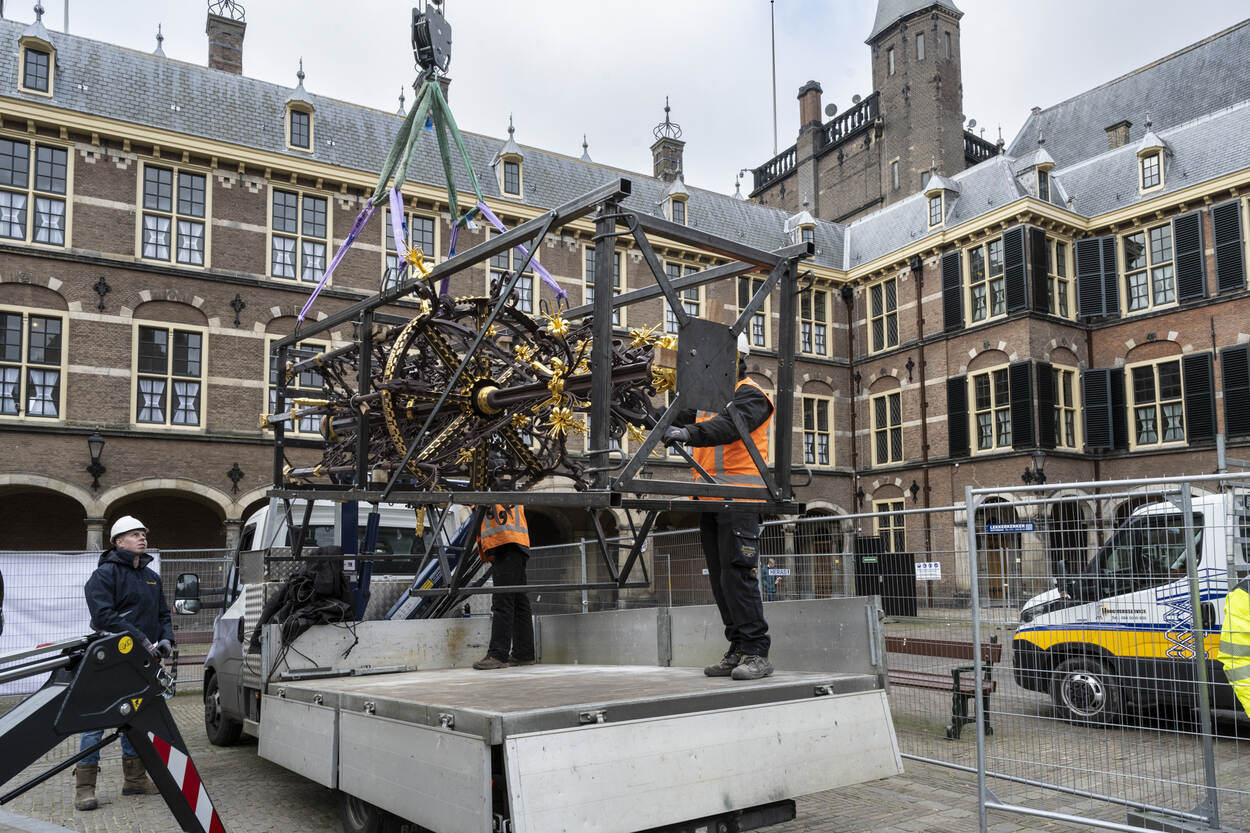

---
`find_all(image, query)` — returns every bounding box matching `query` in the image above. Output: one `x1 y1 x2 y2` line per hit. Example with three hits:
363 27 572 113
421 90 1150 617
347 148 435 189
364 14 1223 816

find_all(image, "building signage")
986 522 1035 534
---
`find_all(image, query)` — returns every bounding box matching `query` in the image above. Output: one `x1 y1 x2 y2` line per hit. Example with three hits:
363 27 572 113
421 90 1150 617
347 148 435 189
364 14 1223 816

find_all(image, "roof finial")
33 3 44 23
653 96 683 140
507 113 515 138
396 87 406 116
154 23 166 57
1037 126 1045 147
1144 111 1152 130
734 173 743 199
296 58 305 85
580 134 592 162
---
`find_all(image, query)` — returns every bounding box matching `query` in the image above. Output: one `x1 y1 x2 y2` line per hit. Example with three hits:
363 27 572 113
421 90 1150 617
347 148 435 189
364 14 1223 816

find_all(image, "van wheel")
203 674 243 746
1052 657 1121 725
339 793 404 833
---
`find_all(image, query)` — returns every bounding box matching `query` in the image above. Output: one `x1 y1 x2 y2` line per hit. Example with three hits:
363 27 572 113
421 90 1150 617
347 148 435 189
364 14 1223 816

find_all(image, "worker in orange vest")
472 503 535 670
664 332 775 680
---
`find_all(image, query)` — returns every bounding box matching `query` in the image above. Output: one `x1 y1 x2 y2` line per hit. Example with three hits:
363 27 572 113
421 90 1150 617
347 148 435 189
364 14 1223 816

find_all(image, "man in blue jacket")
73 515 173 810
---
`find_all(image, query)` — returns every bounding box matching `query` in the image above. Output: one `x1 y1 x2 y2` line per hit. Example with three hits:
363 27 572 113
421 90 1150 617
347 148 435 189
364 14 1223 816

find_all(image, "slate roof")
1007 18 1250 168
867 0 962 43
0 18 845 269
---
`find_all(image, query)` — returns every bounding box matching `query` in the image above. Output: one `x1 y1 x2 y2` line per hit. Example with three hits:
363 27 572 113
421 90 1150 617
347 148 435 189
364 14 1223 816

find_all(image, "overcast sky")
17 1 1250 196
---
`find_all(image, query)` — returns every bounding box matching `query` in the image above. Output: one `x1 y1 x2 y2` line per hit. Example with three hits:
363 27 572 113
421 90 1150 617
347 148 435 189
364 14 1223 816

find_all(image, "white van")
1013 491 1250 724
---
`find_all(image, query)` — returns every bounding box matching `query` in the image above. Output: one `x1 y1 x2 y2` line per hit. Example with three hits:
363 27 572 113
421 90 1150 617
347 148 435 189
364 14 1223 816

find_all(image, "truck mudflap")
0 633 228 833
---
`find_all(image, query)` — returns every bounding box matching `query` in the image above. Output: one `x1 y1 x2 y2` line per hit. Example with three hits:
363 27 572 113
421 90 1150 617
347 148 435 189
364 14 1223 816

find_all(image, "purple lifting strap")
476 201 566 302
298 201 377 323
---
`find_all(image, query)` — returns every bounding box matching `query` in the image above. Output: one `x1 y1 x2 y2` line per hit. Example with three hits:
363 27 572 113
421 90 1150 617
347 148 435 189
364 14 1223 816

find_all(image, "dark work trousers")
699 510 770 657
486 543 535 662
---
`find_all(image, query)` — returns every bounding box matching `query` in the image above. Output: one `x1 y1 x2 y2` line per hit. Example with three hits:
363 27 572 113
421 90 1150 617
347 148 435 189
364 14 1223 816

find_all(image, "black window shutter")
1110 367 1128 450
1028 227 1049 314
1076 237 1109 317
1009 361 1035 448
1036 361 1056 449
1173 211 1206 302
1182 352 1216 443
1222 344 1250 437
942 250 963 332
1004 226 1028 312
947 375 969 458
1100 236 1120 316
1082 369 1112 450
1212 200 1246 294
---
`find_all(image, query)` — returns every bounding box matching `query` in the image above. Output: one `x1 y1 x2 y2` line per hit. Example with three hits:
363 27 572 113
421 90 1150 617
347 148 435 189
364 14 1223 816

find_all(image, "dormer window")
22 46 50 93
1037 169 1050 201
1140 152 1161 190
502 160 520 195
927 193 943 227
800 225 815 244
288 107 312 150
670 196 687 225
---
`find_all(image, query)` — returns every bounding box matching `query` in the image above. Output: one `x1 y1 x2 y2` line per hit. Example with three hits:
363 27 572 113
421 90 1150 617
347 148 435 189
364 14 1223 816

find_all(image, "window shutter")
1222 344 1250 437
1212 200 1246 294
1028 227 1049 314
946 375 969 458
1009 361 1035 448
942 250 963 332
1082 367 1126 451
1172 211 1207 302
1076 236 1118 318
1036 361 1056 449
1181 352 1216 443
1003 226 1028 312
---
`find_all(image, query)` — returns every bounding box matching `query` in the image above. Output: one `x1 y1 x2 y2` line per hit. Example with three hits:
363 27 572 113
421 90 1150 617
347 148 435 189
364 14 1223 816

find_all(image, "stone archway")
976 498 1021 606
0 480 92 550
102 482 232 550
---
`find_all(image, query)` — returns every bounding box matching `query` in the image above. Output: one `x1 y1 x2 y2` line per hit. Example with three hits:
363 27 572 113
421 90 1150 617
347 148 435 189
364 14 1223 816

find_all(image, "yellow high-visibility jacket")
1216 578 1250 716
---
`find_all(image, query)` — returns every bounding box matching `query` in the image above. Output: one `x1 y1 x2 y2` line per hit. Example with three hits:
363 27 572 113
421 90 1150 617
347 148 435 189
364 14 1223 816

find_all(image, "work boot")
507 655 536 666
121 756 159 795
704 651 742 677
73 763 98 811
731 655 774 681
472 655 509 670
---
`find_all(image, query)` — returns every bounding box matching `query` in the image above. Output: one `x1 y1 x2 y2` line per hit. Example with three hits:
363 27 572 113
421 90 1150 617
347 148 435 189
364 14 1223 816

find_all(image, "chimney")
206 3 246 75
1105 120 1132 150
650 98 685 183
798 80 823 131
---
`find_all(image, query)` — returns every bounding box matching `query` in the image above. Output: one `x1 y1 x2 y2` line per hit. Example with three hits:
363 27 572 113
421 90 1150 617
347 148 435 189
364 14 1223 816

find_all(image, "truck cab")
1013 491 1250 724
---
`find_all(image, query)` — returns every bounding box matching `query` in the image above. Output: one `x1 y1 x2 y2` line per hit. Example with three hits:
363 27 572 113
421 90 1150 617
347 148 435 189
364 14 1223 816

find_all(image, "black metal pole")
356 310 373 489
590 201 618 490
774 258 798 501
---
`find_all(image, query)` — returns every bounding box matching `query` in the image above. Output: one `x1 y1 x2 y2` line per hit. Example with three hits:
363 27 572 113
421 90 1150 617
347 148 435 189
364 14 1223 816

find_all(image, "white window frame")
0 134 70 248
874 499 906 553
1121 222 1176 315
132 322 207 430
802 395 833 468
137 161 210 267
1139 151 1163 192
584 244 626 327
268 185 332 283
799 287 829 356
267 336 329 436
286 104 314 152
868 276 899 353
18 37 54 97
0 305 66 421
969 365 1012 454
500 156 523 197
383 207 440 290
1127 357 1186 451
737 276 771 349
966 236 1006 324
664 261 701 334
927 193 943 227
872 390 903 466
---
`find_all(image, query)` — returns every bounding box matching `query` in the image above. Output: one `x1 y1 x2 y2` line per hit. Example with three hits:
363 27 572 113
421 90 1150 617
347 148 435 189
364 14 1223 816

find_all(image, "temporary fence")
960 473 1250 833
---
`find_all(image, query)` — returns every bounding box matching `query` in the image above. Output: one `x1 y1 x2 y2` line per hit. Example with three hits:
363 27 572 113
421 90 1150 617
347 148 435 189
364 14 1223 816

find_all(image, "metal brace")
813 685 834 697
276 687 286 699
363 701 376 715
579 710 607 724
492 814 513 833
438 712 455 730
312 694 324 705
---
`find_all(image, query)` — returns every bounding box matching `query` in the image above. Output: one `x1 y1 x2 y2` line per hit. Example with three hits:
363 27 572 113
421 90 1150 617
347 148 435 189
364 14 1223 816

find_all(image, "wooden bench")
885 635 1002 739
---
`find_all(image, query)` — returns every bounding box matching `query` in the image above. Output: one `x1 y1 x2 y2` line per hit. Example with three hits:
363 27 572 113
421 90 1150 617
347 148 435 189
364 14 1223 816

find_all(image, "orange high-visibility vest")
691 377 772 499
479 504 530 560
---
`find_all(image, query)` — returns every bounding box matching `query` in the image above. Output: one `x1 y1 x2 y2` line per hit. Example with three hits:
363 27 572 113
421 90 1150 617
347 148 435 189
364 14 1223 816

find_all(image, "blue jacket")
83 548 174 646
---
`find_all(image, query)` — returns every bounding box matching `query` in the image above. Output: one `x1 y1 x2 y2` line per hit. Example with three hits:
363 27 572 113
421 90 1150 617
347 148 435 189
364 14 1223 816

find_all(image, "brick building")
0 3 1248 608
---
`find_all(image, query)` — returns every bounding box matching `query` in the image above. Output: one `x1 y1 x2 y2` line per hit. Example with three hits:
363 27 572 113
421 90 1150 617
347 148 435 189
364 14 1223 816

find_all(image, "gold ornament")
514 343 536 363
456 447 475 464
629 323 660 348
545 312 570 339
511 412 531 429
417 298 432 317
627 423 648 444
652 367 676 394
405 246 432 278
543 406 586 437
656 334 678 351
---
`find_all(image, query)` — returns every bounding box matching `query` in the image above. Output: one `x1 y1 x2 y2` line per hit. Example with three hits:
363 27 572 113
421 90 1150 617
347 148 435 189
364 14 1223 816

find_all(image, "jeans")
79 729 135 765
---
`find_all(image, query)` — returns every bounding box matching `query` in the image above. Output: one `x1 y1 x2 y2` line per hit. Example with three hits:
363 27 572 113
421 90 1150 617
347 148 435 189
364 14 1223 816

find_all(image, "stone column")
223 519 243 553
84 517 108 552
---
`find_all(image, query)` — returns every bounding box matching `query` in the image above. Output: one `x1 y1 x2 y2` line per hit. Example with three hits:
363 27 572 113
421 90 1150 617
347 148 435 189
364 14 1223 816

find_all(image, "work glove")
663 426 690 444
142 638 157 656
155 639 173 658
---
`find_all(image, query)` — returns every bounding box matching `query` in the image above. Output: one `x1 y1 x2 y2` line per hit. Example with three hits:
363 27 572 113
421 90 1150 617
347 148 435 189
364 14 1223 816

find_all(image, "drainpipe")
910 254 933 556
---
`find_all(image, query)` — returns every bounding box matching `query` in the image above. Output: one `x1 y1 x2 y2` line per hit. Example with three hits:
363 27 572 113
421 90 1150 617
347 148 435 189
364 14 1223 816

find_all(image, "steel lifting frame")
0 634 228 833
267 178 810 601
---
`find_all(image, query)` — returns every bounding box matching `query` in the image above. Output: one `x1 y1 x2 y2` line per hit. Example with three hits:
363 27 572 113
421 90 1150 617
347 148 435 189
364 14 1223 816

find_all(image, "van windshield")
1084 512 1202 597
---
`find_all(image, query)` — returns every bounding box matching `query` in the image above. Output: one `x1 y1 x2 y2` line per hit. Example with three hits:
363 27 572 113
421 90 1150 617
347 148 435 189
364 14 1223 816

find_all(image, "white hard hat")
736 331 751 358
110 515 147 542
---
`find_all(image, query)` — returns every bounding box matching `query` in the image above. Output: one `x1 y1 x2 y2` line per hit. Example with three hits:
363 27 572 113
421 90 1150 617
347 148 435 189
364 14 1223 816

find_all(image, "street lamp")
1021 449 1046 486
86 428 106 490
